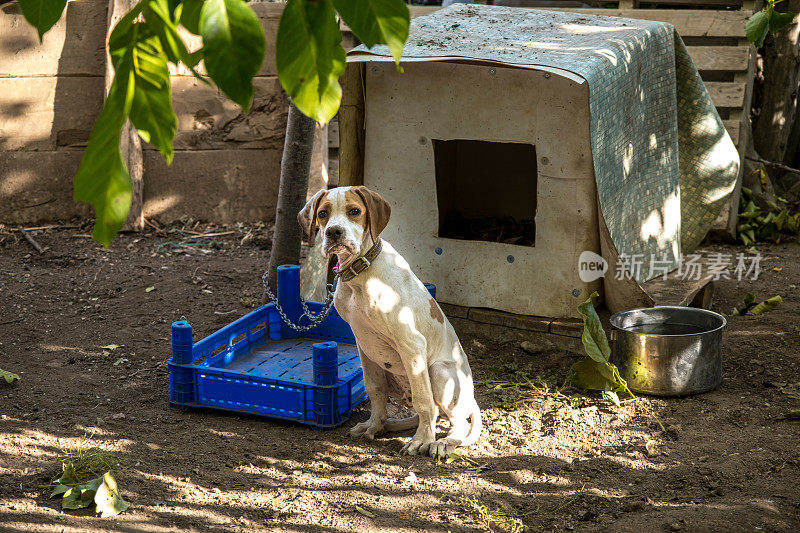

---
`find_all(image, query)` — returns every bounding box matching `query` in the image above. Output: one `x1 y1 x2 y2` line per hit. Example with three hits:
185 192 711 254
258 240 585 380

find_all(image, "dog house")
337 5 739 319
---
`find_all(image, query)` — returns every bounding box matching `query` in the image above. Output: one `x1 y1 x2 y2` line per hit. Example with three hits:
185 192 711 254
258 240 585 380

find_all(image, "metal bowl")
609 306 726 396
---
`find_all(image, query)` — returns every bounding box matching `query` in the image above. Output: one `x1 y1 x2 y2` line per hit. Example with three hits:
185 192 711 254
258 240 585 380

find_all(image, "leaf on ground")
645 440 659 457
733 292 764 316
62 486 95 510
94 472 130 517
445 453 461 464
577 291 611 363
57 462 80 486
145 286 155 292
355 505 375 518
568 358 616 391
779 408 800 420
1 369 20 383
747 295 782 315
602 390 621 407
568 293 633 405
113 358 125 366
61 477 101 510
102 344 124 351
51 484 71 498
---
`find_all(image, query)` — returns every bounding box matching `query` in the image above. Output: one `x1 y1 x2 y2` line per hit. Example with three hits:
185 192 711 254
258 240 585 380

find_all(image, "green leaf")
200 0 266 111
51 484 71 498
1 369 20 383
61 477 101 510
332 0 409 64
602 390 621 407
748 295 782 315
145 285 155 292
95 472 130 517
277 0 346 123
733 292 756 315
779 408 800 420
355 505 375 518
577 291 611 363
102 344 124 351
180 0 204 34
746 9 772 47
73 46 136 247
146 0 204 70
568 358 616 391
17 0 68 40
769 11 796 34
84 477 103 492
109 1 149 55
58 462 80 486
113 357 125 366
62 486 94 510
128 32 177 163
445 453 460 464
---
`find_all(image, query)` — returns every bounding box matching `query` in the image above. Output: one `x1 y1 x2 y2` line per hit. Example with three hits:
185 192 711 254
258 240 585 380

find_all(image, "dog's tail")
460 402 483 446
384 414 419 432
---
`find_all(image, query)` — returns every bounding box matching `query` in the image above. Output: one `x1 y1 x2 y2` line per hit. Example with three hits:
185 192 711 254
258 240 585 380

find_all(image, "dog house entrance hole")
433 139 537 246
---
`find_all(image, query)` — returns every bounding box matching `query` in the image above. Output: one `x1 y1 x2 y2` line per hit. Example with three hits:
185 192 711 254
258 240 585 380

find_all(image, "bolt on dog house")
337 5 739 319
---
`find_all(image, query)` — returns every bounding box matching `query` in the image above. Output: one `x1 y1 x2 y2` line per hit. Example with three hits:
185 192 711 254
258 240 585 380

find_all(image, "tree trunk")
266 100 316 295
753 2 800 167
106 0 144 231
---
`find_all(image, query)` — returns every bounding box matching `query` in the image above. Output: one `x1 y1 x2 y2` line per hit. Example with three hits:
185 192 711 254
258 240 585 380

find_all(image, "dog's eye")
317 210 328 219
348 208 361 216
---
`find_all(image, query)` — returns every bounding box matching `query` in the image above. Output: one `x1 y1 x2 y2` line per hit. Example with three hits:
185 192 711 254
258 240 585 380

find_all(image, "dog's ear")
352 186 391 243
298 189 328 243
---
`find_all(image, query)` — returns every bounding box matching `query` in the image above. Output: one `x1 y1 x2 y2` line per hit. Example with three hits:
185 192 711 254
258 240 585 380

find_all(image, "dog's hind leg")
384 413 419 432
427 361 483 460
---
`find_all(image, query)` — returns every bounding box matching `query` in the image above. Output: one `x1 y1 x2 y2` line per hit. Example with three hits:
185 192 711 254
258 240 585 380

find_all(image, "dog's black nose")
326 226 344 240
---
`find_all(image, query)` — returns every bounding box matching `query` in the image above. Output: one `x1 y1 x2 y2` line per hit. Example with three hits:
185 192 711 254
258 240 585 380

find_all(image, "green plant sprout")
566 292 635 407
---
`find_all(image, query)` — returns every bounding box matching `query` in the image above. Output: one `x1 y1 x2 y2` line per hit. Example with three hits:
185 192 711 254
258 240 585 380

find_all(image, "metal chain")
261 270 337 331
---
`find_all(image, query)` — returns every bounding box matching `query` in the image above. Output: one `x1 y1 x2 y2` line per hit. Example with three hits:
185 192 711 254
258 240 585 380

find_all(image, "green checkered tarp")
349 4 740 282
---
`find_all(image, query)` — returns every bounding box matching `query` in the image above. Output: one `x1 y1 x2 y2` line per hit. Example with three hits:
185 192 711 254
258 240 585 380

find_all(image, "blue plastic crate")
167 265 366 429
168 264 436 429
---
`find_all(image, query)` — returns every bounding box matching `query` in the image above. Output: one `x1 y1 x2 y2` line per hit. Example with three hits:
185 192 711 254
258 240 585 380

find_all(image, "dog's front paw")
401 437 434 456
428 438 455 461
349 420 384 440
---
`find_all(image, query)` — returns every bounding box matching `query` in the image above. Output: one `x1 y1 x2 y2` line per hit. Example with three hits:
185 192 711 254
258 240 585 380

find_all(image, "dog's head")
298 186 391 259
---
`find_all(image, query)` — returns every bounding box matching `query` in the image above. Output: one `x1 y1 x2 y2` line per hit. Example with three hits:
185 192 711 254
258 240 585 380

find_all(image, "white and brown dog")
298 186 482 459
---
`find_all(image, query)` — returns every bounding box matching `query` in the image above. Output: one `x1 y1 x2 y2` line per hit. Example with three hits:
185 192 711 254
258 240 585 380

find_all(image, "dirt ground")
0 221 799 532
